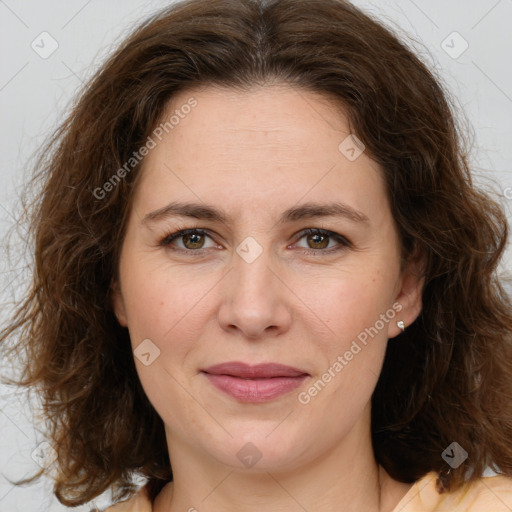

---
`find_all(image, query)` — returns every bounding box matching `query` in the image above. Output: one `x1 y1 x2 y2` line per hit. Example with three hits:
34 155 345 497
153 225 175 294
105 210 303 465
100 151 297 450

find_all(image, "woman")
2 0 511 511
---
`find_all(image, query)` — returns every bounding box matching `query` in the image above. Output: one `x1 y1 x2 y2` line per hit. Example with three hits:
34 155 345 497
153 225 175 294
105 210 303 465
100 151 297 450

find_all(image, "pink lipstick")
201 362 309 403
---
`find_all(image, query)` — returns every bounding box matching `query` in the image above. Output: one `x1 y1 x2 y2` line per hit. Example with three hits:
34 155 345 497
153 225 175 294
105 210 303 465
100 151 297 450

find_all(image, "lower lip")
203 373 308 402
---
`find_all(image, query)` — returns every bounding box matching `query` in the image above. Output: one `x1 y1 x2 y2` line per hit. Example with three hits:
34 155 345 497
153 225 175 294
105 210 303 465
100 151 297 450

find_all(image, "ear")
387 251 426 339
111 279 128 327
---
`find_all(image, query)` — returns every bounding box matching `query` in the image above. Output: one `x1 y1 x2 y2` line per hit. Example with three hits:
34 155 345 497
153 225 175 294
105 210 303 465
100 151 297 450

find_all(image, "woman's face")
113 84 423 472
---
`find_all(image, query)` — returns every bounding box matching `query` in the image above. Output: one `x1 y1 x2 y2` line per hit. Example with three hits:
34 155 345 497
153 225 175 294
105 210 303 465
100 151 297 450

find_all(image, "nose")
217 246 292 340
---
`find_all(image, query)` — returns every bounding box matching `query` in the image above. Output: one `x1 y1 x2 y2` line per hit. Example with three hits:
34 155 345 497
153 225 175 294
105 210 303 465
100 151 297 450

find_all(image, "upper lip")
202 362 309 379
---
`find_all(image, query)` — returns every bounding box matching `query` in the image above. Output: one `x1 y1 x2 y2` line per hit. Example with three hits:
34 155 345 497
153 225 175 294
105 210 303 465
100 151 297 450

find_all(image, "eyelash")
158 227 352 256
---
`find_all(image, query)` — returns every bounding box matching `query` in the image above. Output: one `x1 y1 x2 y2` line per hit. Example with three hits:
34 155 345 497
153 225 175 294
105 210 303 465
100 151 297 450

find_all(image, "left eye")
293 228 351 252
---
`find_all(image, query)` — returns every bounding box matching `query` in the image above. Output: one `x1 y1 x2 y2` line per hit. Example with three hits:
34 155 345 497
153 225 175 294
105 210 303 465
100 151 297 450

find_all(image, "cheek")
296 274 394 420
122 280 169 346
120 268 212 428
297 265 397 402
302 265 396 344
120 250 216 346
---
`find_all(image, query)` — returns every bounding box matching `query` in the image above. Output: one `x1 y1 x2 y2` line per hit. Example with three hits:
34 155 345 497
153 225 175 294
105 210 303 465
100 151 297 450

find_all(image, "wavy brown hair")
2 0 512 506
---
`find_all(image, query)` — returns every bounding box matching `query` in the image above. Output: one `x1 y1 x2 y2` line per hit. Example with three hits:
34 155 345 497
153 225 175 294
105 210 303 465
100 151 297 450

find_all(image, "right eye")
159 228 219 253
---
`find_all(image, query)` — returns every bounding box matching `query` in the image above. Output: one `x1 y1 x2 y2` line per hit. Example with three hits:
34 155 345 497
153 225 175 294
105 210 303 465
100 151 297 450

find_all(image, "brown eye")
160 228 216 252
294 228 351 253
182 232 205 249
306 232 329 249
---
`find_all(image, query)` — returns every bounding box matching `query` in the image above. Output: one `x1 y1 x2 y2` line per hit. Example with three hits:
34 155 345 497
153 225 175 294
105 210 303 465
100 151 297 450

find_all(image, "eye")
159 227 351 255
293 228 351 253
159 228 217 252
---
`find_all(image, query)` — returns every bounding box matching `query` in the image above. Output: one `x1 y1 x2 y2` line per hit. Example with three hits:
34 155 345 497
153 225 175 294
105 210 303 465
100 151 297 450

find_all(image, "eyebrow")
142 200 370 226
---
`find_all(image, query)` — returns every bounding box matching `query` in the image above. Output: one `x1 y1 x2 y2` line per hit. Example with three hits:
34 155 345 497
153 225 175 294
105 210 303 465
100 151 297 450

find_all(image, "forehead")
133 84 388 223
163 83 349 150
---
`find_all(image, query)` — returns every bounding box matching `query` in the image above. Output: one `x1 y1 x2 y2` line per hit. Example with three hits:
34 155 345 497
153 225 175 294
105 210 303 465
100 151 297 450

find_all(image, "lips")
201 362 309 402
201 361 309 379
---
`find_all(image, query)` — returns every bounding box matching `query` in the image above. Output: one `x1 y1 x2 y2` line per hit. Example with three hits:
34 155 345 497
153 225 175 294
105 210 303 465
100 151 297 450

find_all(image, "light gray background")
1 1 511 510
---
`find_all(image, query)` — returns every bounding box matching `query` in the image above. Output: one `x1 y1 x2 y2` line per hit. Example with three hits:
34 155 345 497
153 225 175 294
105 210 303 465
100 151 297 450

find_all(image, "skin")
112 84 424 512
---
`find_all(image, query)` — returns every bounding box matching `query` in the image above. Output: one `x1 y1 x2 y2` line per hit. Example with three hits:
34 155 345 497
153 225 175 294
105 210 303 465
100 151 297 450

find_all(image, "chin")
198 423 311 472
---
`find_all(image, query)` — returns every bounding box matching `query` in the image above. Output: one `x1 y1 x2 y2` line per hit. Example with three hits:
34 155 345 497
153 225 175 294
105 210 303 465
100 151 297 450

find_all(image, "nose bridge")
231 237 277 303
217 235 291 337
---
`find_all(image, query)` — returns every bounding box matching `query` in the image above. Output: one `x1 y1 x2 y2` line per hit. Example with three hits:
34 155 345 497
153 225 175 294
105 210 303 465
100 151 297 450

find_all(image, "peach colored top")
392 471 512 511
103 471 512 511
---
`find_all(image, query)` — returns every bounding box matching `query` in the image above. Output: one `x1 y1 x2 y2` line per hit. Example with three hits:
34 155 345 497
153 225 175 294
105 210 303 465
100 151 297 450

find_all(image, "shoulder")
394 471 512 512
104 486 152 512
446 473 512 511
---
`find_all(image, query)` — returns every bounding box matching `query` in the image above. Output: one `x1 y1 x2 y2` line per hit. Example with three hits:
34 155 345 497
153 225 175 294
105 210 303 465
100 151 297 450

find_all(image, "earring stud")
397 320 405 332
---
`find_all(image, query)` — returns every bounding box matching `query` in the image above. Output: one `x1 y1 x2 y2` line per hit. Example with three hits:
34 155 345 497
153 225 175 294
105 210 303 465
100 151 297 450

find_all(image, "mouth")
201 361 310 403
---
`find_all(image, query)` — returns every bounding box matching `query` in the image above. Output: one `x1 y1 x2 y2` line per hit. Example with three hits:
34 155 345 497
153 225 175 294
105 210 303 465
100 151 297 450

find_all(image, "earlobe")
388 252 425 339
111 280 128 327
